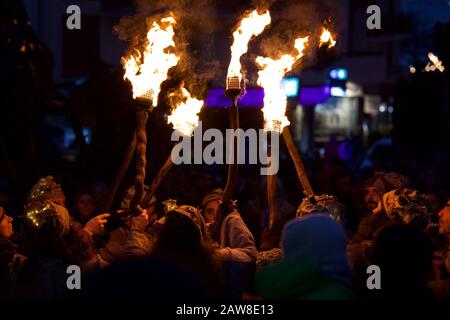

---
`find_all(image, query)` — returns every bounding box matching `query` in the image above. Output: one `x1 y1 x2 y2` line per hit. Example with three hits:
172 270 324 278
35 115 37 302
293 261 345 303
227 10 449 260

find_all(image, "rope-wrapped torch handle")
130 109 149 216
222 101 239 204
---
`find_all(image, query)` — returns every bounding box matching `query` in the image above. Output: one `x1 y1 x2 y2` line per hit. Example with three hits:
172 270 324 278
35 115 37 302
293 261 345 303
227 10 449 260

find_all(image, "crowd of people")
0 0 449 302
0 165 449 300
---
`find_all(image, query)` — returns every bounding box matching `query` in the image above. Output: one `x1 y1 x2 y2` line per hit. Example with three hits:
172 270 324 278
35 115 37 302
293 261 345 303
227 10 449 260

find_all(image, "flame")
256 37 309 132
319 27 336 48
122 15 180 107
167 85 204 137
227 9 271 82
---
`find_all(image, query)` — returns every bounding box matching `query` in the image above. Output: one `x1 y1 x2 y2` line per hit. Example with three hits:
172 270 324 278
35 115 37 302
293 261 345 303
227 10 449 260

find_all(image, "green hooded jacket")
256 259 354 300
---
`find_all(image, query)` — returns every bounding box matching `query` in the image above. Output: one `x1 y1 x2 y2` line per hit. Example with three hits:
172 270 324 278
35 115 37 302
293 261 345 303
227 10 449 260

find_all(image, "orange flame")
256 37 309 133
122 15 180 107
167 85 204 137
319 27 336 48
227 9 271 83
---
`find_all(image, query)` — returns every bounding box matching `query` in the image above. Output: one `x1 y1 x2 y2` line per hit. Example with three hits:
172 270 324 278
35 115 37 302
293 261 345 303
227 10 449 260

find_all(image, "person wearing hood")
23 177 98 258
23 177 106 258
17 199 94 299
202 189 257 263
255 214 354 300
201 188 257 299
16 176 109 298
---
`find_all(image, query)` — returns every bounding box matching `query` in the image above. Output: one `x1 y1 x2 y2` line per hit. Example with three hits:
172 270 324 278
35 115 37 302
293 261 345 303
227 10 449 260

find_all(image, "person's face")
204 200 220 224
76 194 95 218
438 200 450 239
0 207 14 239
364 187 381 211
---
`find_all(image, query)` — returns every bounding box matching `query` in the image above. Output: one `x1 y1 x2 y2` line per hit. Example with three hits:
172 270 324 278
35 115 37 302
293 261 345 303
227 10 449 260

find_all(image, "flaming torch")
222 9 271 205
116 15 180 216
226 9 270 98
122 16 180 107
141 84 204 207
256 36 313 230
256 37 309 134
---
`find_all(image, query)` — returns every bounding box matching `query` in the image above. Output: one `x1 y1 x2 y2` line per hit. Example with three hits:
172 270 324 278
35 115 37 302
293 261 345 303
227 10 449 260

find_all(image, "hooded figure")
256 214 354 300
19 200 89 299
201 189 256 263
24 201 71 240
16 177 105 298
201 189 257 299
23 177 94 257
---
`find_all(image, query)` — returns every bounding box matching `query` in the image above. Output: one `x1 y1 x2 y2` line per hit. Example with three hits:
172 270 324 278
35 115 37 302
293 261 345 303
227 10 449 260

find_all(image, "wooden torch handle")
281 126 314 196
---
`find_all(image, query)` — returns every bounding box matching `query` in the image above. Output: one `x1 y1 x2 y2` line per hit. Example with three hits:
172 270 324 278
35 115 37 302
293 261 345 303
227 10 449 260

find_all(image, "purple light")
205 86 331 108
205 88 264 108
299 86 331 106
204 89 232 108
